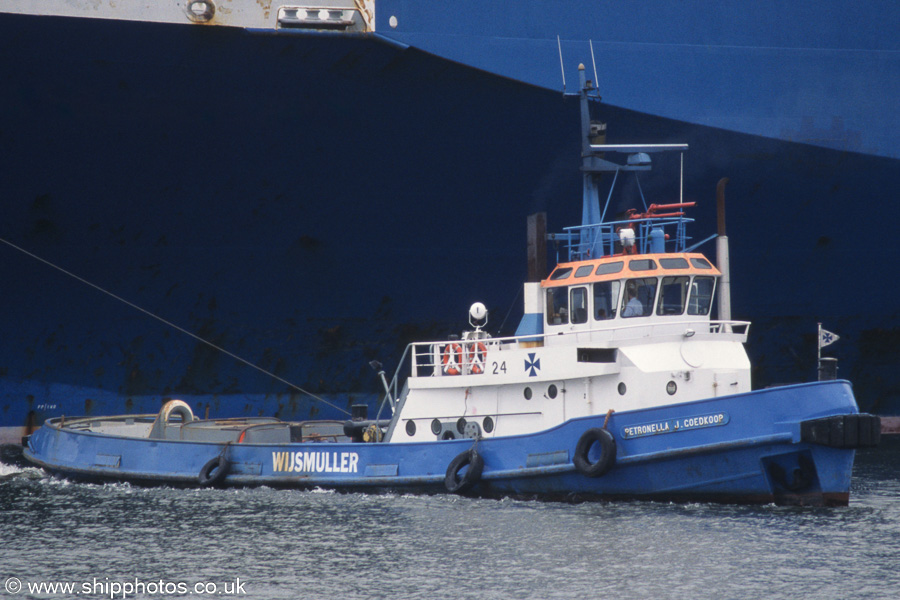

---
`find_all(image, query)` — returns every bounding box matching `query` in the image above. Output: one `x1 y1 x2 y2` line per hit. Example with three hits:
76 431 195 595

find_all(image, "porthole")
431 419 442 435
548 384 558 399
457 417 467 434
405 420 416 436
483 416 494 433
524 387 533 400
666 381 677 395
618 382 627 396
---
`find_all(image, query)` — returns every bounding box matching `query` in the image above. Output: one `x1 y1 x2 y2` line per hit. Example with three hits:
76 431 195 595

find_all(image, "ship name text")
272 451 359 474
621 412 729 439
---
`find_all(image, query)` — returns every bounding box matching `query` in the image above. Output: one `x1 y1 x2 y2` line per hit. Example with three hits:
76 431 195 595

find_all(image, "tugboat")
23 66 879 505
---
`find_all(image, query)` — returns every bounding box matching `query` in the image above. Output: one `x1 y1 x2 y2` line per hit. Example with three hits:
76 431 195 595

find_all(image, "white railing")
405 319 750 378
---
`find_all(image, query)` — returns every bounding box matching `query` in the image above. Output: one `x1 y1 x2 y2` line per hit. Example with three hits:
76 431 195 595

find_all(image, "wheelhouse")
542 252 720 330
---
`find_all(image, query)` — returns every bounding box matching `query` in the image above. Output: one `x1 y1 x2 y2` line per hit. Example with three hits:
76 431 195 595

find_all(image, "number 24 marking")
492 361 507 374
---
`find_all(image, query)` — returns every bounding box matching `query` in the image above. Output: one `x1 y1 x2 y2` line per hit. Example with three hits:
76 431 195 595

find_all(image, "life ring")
198 455 229 487
467 341 487 374
444 448 484 493
573 428 616 477
442 343 463 375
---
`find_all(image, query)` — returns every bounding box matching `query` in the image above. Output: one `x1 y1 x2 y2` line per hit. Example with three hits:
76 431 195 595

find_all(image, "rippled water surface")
2 439 900 600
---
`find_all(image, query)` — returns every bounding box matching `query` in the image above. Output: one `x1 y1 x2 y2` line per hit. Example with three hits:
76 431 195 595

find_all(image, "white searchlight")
469 302 488 328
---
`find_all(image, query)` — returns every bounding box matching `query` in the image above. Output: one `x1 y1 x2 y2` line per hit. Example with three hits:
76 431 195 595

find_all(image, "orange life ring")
442 343 463 375
467 341 487 374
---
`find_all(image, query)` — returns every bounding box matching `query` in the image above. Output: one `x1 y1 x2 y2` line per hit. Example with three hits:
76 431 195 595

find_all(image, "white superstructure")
389 249 750 443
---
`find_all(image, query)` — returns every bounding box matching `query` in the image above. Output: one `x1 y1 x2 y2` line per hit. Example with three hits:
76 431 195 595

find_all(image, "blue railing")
555 215 695 262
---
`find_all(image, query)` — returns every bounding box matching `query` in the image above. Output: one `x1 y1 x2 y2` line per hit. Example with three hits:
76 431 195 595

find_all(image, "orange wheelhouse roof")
542 253 721 288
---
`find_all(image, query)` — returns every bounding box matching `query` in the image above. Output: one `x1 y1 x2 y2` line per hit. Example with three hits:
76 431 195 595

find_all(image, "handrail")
413 319 748 350
396 319 749 379
556 215 696 261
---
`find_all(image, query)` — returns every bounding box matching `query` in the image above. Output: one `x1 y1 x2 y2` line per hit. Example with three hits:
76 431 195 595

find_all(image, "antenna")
557 35 566 92
589 39 599 88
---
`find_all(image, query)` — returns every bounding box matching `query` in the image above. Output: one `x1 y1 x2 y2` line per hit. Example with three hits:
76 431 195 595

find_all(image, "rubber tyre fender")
573 428 617 477
444 449 484 494
198 455 230 487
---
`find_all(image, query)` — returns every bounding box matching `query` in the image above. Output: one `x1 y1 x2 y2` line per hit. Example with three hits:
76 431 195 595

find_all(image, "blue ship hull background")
2 1 900 445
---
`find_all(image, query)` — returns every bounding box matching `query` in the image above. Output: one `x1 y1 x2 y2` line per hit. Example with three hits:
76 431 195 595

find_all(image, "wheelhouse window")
660 257 689 269
622 278 657 318
546 287 569 325
549 267 573 280
593 280 620 320
628 259 657 272
688 276 716 315
657 276 690 315
595 261 624 276
570 287 588 324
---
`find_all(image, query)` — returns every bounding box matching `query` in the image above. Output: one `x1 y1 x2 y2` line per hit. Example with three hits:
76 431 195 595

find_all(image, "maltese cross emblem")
525 353 541 377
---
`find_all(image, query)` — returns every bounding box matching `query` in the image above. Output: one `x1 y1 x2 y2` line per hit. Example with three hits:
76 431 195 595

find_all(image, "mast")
579 65 602 256
550 66 688 262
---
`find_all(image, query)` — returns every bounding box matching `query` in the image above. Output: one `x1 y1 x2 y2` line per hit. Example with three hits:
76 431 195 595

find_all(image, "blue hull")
0 13 581 441
376 0 900 160
23 381 874 506
3 4 900 445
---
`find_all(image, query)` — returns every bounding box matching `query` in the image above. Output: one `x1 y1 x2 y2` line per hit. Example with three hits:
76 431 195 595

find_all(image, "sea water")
2 439 899 600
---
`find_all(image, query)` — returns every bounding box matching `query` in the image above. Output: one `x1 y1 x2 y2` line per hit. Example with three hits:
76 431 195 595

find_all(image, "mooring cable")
0 236 351 416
